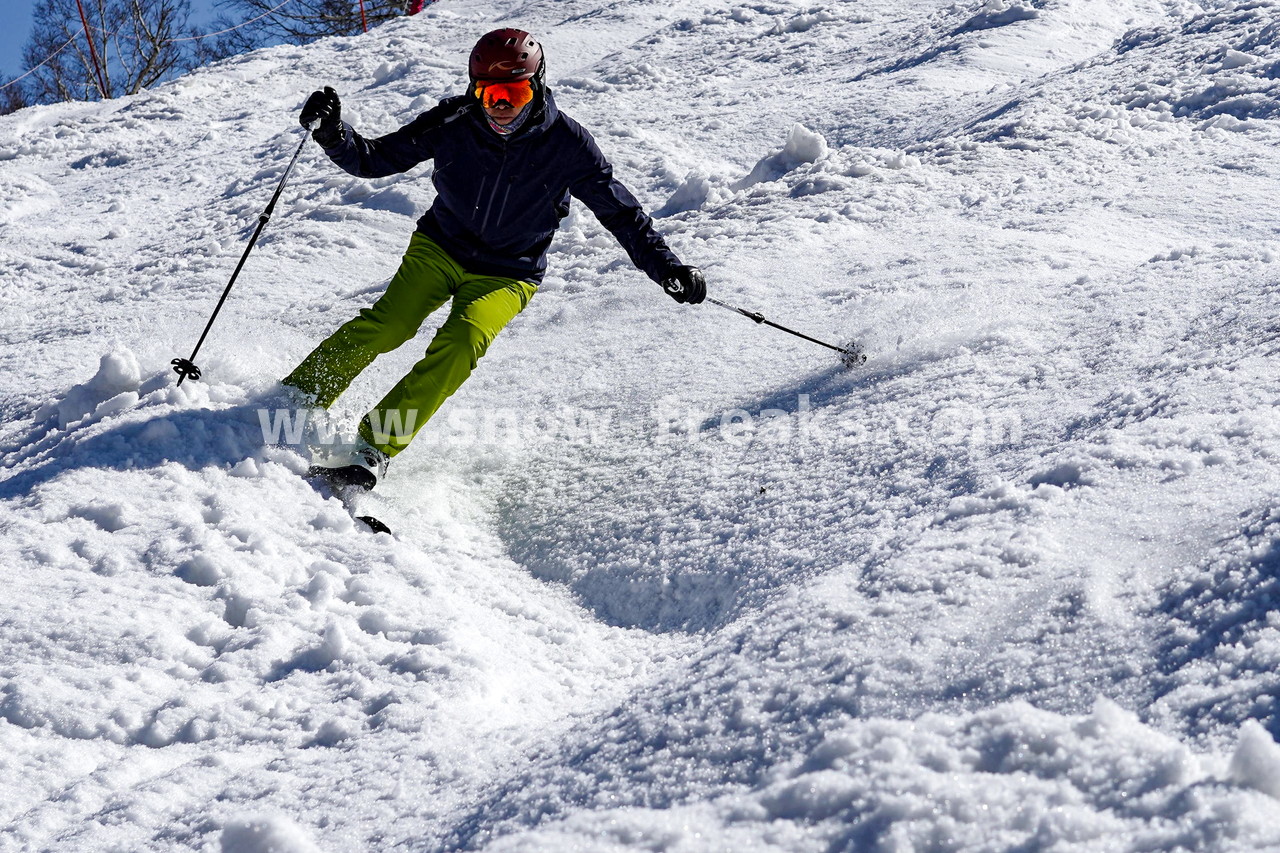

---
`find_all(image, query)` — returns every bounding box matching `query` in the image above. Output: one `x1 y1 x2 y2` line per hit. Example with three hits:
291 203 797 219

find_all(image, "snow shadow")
494 364 889 636
854 0 1040 83
433 638 861 853
698 362 864 433
0 400 271 500
1152 507 1280 741
496 491 748 635
856 41 962 81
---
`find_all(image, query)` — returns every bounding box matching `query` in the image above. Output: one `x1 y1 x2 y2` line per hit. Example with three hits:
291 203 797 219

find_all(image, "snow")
732 124 830 191
963 0 1041 32
1232 720 1280 801
2 0 1280 850
42 350 145 428
221 815 323 853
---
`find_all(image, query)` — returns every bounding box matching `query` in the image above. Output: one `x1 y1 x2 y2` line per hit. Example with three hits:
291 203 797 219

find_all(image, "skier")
285 28 706 489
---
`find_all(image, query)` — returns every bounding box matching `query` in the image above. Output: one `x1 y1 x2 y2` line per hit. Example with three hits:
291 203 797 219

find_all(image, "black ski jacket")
319 90 681 285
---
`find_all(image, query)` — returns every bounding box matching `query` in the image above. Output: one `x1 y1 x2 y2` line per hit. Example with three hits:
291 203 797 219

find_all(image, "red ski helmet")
469 28 545 88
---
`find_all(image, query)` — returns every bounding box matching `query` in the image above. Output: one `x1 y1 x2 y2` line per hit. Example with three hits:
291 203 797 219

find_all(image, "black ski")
306 463 376 490
306 466 392 535
356 515 391 534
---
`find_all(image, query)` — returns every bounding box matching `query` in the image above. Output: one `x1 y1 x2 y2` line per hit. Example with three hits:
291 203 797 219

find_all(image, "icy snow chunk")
655 173 711 217
558 76 613 92
781 123 829 163
1230 720 1280 799
177 555 223 587
1150 246 1202 263
879 150 921 170
357 607 399 636
70 502 129 532
790 174 852 197
223 593 255 629
49 350 142 428
310 717 357 747
230 458 261 478
1029 459 1095 488
1201 113 1257 132
760 769 859 820
372 61 411 85
1221 49 1258 70
602 62 673 86
961 0 1039 32
297 623 350 670
221 815 322 853
733 124 829 190
92 391 138 420
941 483 1029 521
769 10 837 35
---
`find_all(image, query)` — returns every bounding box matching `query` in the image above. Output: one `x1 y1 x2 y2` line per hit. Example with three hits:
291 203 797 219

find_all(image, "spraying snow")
2 0 1280 850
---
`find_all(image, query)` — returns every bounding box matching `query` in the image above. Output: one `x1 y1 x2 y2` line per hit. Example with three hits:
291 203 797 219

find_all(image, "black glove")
660 265 707 305
300 86 343 147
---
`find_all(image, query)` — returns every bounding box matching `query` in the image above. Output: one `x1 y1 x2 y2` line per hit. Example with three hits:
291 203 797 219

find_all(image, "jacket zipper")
479 143 510 234
473 174 488 217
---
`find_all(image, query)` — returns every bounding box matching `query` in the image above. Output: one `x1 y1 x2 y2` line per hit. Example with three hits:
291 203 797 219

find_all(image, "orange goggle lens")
474 79 535 111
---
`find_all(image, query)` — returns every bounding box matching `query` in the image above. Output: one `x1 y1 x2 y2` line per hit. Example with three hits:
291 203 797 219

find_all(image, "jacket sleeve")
320 112 437 179
567 129 681 284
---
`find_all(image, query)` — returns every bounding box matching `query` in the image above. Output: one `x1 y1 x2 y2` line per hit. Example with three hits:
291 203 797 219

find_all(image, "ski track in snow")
2 0 1280 850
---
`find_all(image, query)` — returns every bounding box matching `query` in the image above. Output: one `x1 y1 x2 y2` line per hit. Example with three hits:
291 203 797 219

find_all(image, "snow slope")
2 0 1280 850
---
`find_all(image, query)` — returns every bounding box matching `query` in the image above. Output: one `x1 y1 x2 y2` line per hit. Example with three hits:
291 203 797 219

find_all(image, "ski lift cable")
1 0 299 92
88 0 299 44
166 0 300 42
1 29 82 91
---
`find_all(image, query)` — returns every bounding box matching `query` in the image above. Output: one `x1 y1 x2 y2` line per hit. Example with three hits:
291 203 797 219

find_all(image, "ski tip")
357 515 392 535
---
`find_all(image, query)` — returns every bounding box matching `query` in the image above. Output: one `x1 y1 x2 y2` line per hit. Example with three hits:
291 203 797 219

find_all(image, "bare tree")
22 0 206 104
208 0 413 55
0 75 30 115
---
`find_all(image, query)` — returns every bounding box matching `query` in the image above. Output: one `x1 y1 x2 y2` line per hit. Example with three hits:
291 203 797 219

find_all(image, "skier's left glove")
661 266 706 305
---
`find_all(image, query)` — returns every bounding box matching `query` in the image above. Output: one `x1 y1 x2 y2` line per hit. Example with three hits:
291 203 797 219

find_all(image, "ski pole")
172 124 314 385
706 297 867 367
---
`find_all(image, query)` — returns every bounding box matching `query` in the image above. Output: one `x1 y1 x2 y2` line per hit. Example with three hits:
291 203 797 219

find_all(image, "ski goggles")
474 79 535 111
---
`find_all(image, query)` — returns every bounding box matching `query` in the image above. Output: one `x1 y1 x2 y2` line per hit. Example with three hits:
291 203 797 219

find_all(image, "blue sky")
1 3 36 79
2 0 220 85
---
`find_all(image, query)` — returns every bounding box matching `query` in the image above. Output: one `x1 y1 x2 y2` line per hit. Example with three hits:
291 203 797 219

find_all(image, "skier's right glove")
661 266 707 305
300 86 343 147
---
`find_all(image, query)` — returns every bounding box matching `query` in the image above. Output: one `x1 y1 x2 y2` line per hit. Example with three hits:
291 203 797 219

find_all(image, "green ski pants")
283 233 537 456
